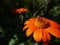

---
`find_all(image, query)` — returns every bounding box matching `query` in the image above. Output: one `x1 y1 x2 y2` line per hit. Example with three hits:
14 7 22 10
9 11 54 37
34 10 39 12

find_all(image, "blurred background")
0 0 60 45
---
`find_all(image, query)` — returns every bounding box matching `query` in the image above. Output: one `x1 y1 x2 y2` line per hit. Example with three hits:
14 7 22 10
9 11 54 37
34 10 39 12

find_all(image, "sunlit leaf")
19 43 24 45
9 39 16 45
0 27 5 38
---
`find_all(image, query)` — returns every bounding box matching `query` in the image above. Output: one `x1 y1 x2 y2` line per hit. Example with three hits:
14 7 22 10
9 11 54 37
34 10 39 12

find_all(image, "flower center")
35 16 49 29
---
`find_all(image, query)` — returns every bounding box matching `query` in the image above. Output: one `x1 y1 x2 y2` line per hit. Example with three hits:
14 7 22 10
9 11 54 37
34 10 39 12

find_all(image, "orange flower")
16 8 28 13
23 16 60 45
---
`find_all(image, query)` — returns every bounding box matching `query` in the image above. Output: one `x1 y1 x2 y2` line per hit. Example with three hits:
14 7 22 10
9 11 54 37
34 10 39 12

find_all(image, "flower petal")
42 30 50 45
16 8 28 13
33 29 42 42
43 30 50 43
23 25 28 31
24 18 36 25
46 27 60 38
45 30 50 41
26 28 36 37
43 17 60 29
44 43 48 45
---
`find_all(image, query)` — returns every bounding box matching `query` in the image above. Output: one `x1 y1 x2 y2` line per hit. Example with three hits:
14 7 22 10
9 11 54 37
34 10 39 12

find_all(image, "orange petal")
42 30 50 45
16 9 21 13
42 30 50 43
49 21 59 29
33 29 42 42
23 25 28 31
45 30 50 41
44 43 48 45
16 8 28 13
24 20 32 25
43 17 60 29
24 18 36 25
43 30 50 42
26 28 35 37
42 30 46 42
46 27 60 38
23 22 38 31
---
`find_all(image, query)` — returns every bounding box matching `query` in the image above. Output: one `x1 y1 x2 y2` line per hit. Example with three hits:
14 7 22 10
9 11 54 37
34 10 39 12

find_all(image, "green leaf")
19 43 24 45
29 43 38 45
9 39 16 45
0 27 5 38
54 38 60 43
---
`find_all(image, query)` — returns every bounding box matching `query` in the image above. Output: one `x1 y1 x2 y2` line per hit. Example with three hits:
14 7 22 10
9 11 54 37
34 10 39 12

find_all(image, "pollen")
35 17 49 29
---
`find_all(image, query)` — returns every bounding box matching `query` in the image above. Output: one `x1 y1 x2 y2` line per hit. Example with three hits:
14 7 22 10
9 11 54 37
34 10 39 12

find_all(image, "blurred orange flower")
16 8 28 13
23 16 60 45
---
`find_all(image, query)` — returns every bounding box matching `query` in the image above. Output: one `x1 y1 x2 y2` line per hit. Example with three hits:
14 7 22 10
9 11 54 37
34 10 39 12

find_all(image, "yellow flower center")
35 16 49 29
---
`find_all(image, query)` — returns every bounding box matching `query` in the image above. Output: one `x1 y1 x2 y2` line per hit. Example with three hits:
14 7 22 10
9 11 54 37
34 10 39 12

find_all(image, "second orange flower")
16 8 28 14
